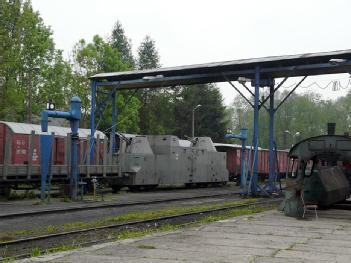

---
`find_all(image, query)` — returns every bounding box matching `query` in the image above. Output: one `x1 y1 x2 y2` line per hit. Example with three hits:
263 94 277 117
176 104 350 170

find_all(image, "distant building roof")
0 121 105 139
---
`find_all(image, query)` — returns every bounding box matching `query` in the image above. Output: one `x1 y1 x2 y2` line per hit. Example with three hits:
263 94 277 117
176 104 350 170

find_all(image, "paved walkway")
18 208 351 263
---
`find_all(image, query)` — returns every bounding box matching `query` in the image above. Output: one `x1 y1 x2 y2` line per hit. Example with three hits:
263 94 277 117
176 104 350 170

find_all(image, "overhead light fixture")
46 100 55 111
238 77 251 84
329 58 347 66
142 74 164 81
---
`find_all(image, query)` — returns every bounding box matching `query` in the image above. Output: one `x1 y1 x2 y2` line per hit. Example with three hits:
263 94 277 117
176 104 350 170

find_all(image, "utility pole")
28 71 33 123
191 104 201 137
27 66 40 123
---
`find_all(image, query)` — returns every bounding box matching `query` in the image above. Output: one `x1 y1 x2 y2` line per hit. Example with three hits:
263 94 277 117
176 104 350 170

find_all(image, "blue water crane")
40 96 82 200
225 128 248 191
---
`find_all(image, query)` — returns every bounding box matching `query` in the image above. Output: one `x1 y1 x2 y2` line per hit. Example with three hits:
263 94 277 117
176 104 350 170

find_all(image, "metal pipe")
191 104 201 137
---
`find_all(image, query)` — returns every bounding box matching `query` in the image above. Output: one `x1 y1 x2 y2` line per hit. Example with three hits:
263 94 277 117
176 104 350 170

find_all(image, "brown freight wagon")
214 143 289 184
0 121 106 165
0 121 114 188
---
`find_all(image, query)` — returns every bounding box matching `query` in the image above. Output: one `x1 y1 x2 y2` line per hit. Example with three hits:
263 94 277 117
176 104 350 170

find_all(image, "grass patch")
111 204 274 241
12 229 34 236
114 223 182 240
7 190 36 201
61 198 258 231
1 198 259 241
0 257 16 263
137 244 156 249
44 244 80 255
30 247 41 257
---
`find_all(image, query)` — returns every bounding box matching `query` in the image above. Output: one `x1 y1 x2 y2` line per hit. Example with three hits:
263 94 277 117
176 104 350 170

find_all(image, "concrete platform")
17 208 351 263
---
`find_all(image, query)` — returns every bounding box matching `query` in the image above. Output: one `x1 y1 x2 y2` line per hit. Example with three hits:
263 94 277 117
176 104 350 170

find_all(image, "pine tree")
137 35 160 70
136 35 165 134
110 21 134 68
173 84 229 142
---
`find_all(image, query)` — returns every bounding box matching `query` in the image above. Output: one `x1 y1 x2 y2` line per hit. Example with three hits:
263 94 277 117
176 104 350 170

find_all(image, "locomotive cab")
284 135 351 217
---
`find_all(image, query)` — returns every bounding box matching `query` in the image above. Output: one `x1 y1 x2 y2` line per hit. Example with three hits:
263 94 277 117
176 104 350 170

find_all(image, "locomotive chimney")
327 122 336 135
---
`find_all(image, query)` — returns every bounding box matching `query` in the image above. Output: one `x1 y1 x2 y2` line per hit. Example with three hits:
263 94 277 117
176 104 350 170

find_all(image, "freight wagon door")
226 150 238 181
0 124 5 164
55 138 65 165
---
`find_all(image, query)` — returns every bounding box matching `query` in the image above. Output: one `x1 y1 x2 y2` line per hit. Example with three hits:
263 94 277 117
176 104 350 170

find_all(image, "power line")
281 78 351 91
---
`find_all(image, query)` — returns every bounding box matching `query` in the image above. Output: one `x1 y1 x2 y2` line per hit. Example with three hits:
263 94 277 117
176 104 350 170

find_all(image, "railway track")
0 198 282 260
0 191 242 219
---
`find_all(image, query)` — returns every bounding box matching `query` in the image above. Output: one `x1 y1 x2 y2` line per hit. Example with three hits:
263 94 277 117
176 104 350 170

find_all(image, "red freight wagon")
214 143 289 184
0 121 106 166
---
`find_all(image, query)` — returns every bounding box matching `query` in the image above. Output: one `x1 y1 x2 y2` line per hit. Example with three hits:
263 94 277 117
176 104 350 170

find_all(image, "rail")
0 198 282 260
0 191 241 219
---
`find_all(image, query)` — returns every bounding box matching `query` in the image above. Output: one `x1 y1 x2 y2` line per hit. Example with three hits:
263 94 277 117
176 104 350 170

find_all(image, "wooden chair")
301 190 318 219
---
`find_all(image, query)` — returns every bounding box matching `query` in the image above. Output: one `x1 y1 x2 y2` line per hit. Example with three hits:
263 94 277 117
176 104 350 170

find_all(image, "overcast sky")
32 0 351 105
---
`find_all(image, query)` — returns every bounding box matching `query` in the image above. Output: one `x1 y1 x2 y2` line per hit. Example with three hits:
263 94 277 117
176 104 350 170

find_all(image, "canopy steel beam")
260 77 289 108
227 81 254 108
275 76 307 112
240 82 269 112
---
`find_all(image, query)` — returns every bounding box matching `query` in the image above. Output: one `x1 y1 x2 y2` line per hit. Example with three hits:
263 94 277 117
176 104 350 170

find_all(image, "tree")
137 35 160 70
136 35 165 134
0 0 70 122
173 84 229 142
227 89 351 149
110 21 134 68
71 35 140 132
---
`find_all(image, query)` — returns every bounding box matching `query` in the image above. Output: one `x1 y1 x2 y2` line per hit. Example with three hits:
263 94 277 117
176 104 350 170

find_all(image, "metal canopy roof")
90 49 351 89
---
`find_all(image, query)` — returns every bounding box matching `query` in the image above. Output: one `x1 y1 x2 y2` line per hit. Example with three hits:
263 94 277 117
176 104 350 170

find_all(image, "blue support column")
90 80 97 164
70 114 79 200
111 90 117 152
40 134 54 200
268 84 275 192
251 66 260 195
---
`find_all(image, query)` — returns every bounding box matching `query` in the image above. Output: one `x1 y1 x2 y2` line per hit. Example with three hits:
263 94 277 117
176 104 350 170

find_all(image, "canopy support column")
111 89 117 152
90 80 97 164
268 84 275 192
251 66 260 195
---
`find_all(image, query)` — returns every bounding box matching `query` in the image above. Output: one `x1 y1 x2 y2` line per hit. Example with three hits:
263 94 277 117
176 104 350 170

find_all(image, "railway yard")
15 207 351 263
0 186 350 263
0 185 280 261
1 21 351 262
